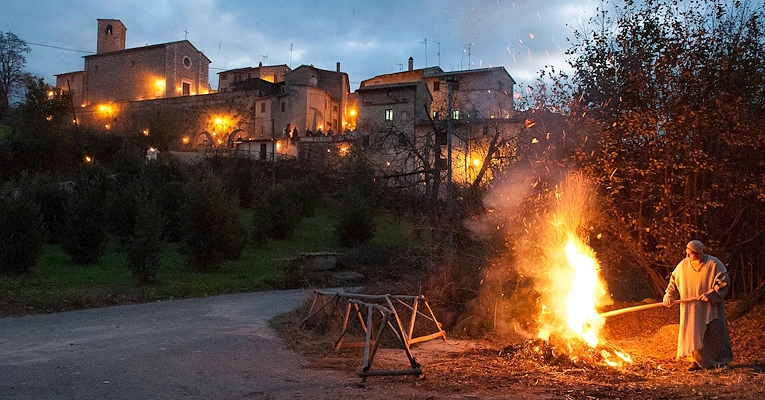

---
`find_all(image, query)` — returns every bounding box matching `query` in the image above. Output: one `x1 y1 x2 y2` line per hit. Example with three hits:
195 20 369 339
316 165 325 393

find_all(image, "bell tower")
97 19 127 54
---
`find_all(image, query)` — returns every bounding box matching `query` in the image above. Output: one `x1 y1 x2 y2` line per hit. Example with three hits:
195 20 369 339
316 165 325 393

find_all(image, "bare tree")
0 31 31 120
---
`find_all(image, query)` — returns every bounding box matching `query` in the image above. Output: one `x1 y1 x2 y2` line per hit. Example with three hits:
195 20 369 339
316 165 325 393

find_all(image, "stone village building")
354 57 521 190
54 19 521 188
56 19 351 161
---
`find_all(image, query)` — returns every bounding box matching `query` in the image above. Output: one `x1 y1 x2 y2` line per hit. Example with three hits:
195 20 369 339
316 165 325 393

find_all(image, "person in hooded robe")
663 240 733 371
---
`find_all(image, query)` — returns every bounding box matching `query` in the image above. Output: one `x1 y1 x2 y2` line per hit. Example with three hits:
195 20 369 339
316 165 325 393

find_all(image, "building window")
436 130 447 146
398 132 407 146
432 111 438 119
182 56 192 69
222 74 228 81
433 81 440 91
260 102 266 113
130 60 135 68
452 110 460 120
105 25 113 35
401 111 408 121
260 143 267 160
281 102 286 112
385 109 394 121
182 82 191 96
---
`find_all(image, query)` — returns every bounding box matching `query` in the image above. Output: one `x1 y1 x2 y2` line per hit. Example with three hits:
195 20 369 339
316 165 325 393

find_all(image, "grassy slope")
0 198 414 316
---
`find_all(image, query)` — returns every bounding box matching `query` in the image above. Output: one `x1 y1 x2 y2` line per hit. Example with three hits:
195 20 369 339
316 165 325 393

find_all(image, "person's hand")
663 293 672 307
698 293 709 302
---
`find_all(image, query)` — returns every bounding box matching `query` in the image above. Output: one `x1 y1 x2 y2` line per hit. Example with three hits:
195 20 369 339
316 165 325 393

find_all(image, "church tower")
96 19 127 54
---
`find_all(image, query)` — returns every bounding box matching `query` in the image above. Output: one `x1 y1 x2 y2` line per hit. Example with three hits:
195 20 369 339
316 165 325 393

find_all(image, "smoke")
464 169 611 341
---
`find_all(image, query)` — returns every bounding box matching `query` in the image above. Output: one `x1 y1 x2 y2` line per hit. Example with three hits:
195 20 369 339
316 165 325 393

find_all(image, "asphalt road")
0 289 441 400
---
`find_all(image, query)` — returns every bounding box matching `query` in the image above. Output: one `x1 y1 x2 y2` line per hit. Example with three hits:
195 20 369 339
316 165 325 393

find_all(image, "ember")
502 336 632 368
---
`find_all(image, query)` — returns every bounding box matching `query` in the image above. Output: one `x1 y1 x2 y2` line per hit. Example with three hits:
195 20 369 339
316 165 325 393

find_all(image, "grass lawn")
0 197 416 316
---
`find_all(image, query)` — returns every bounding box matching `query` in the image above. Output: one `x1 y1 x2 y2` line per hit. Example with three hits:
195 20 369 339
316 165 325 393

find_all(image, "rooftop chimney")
408 57 414 71
337 62 341 72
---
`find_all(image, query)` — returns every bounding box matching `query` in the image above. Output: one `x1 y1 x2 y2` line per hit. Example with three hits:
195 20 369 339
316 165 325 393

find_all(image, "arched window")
105 25 113 35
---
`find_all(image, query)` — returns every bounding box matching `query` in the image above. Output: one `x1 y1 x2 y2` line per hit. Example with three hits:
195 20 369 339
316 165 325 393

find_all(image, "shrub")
106 180 140 243
0 185 46 274
60 167 109 264
180 173 246 271
34 180 71 243
125 188 163 284
221 156 268 208
335 161 376 247
252 182 304 243
336 187 376 247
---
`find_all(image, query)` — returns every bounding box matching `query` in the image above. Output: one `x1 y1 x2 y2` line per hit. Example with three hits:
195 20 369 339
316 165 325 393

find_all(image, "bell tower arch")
97 19 127 54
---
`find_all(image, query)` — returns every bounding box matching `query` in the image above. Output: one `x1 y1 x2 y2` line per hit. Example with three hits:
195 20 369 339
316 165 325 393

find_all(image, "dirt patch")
278 299 765 399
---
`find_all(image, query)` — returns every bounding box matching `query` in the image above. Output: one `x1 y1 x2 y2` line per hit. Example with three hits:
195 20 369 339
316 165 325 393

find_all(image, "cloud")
3 0 599 90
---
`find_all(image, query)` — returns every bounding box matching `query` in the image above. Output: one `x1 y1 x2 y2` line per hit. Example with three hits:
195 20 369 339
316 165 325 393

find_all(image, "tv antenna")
289 43 293 68
395 63 403 71
435 41 441 66
260 54 268 63
419 38 428 67
463 43 474 70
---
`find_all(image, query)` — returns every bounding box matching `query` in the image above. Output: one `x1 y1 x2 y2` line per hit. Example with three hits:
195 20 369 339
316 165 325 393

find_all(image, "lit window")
433 111 438 119
452 110 460 120
385 109 394 121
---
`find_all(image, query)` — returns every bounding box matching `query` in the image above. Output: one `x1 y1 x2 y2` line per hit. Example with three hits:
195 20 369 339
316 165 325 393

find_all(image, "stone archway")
193 131 214 148
227 129 248 148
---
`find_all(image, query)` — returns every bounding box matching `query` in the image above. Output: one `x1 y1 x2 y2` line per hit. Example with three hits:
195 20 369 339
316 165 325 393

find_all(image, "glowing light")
215 117 222 125
46 115 52 121
563 238 603 347
84 155 92 163
182 136 190 144
105 124 110 130
531 175 631 367
276 142 282 150
142 129 149 136
473 158 481 166
155 79 165 88
350 109 356 116
47 90 54 98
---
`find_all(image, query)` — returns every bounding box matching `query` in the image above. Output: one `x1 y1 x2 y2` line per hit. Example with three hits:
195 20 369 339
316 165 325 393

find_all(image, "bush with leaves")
336 187 376 247
251 179 314 243
180 172 246 271
0 184 46 274
335 162 376 247
125 188 163 284
221 156 268 208
60 166 109 264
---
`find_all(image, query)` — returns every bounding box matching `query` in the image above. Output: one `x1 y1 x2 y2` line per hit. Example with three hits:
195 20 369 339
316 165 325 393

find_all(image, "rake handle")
599 298 697 318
